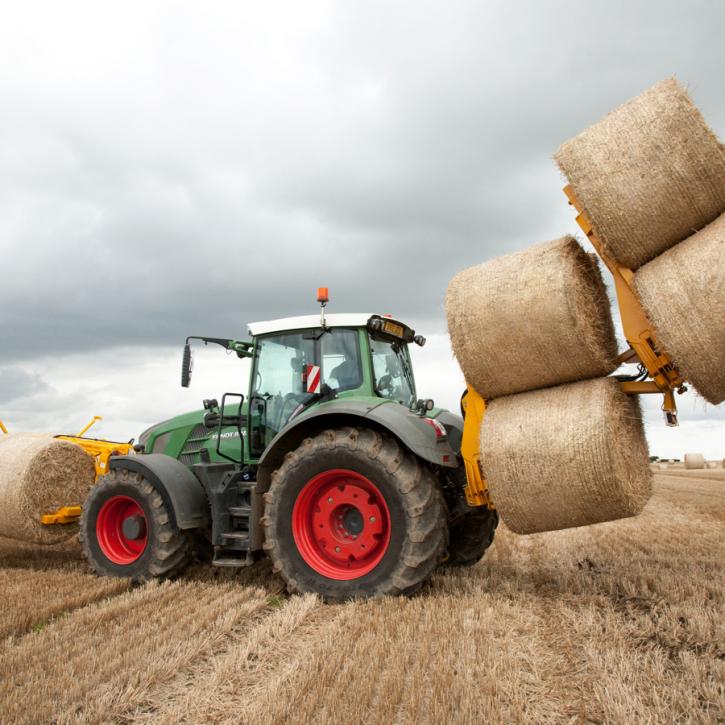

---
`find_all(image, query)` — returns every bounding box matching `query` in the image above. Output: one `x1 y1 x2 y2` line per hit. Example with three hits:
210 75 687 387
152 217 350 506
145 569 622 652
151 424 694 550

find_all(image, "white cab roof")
248 313 375 336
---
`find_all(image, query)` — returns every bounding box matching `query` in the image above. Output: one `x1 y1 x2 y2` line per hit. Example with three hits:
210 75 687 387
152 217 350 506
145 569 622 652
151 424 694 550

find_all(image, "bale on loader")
446 236 618 399
684 453 706 470
0 434 95 545
634 212 725 405
555 78 725 269
480 377 652 535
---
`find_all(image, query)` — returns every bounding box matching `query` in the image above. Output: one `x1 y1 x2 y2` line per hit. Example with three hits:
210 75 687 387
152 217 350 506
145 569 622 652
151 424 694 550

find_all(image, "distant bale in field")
446 236 618 399
684 453 706 470
659 463 669 470
635 213 725 404
0 434 95 544
480 378 652 534
555 78 725 269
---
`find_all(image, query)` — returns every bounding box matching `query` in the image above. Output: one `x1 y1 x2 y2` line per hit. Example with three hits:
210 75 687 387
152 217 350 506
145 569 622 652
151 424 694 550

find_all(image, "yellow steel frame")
460 385 494 508
40 506 82 525
55 416 133 478
564 185 685 424
0 420 8 435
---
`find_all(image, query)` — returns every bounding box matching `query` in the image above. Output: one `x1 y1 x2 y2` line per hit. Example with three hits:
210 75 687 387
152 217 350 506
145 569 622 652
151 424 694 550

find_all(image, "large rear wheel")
262 427 448 601
79 468 192 582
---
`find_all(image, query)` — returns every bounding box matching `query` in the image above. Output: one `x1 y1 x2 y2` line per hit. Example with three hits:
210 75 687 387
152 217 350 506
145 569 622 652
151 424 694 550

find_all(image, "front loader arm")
460 385 494 509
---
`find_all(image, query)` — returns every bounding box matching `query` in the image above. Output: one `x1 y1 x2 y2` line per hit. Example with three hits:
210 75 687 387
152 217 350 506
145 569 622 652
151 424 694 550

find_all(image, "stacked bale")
684 453 706 470
555 78 725 270
479 378 652 534
0 434 95 544
634 213 725 404
446 236 618 399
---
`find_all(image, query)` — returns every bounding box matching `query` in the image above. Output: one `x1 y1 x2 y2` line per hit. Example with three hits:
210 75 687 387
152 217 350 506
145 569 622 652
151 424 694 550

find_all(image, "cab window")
322 329 362 393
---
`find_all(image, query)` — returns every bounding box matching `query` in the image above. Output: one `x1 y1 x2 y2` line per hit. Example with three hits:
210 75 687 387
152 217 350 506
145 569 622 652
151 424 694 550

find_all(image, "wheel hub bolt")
327 497 334 503
335 546 341 552
369 516 376 523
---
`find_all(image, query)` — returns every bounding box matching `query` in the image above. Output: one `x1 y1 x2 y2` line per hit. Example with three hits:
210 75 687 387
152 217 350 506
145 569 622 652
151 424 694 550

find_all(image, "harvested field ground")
1 472 723 724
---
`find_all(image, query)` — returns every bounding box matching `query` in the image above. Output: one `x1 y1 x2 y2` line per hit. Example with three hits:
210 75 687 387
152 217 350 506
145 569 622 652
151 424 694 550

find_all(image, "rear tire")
262 427 448 601
79 468 192 583
445 506 498 568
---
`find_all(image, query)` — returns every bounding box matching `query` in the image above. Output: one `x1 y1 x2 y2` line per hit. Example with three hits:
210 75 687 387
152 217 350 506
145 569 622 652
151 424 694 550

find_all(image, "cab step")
212 556 252 568
221 531 249 543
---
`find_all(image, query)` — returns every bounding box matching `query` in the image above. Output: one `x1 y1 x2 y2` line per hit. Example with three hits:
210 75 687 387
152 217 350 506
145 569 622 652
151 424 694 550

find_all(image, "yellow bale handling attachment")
42 416 133 526
458 186 688 509
564 185 687 424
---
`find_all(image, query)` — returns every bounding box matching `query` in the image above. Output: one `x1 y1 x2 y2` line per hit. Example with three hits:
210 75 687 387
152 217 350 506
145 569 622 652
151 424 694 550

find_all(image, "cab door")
248 332 317 458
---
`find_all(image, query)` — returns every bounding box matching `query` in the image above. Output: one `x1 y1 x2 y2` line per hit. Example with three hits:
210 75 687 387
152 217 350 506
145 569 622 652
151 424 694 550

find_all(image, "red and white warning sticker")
306 364 321 394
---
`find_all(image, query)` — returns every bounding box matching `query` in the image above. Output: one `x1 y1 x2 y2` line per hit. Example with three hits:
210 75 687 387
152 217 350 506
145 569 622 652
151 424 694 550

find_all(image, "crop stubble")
0 473 722 724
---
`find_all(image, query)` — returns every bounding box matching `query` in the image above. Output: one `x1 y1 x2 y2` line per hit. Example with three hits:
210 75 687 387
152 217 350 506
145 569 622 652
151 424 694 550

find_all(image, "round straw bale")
446 236 618 399
480 378 652 534
0 434 95 544
658 462 669 470
634 213 725 404
555 78 725 269
684 453 705 470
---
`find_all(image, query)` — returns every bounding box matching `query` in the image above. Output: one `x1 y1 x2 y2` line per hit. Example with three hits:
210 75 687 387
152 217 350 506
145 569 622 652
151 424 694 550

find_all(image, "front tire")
262 427 448 601
79 468 192 583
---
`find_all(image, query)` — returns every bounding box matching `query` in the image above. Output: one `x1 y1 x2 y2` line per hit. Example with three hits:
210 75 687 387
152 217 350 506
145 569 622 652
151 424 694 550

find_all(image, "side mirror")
181 343 193 388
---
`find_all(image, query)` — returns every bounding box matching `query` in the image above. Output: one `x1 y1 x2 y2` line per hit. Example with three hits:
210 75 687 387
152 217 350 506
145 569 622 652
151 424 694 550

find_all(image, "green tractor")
79 292 498 600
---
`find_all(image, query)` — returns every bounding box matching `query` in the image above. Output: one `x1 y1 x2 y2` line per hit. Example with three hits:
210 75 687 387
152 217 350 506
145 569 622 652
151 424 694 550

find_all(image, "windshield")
369 335 416 406
322 329 362 393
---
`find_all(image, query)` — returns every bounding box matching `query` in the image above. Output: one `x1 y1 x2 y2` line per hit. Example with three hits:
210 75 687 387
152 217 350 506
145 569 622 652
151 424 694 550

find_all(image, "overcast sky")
1 0 723 457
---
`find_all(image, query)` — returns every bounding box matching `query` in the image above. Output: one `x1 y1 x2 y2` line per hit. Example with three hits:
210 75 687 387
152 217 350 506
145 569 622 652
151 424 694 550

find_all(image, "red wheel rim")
96 495 148 565
292 469 391 580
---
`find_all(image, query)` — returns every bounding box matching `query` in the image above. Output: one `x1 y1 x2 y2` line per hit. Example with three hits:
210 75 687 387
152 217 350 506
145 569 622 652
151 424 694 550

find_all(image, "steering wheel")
279 392 309 426
376 374 394 395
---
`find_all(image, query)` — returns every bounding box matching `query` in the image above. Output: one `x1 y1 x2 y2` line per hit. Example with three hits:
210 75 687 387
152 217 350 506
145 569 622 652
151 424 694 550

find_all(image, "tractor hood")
138 403 248 465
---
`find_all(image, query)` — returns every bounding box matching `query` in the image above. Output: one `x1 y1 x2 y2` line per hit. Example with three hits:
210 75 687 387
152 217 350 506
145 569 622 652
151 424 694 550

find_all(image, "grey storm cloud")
0 367 49 405
1 0 724 362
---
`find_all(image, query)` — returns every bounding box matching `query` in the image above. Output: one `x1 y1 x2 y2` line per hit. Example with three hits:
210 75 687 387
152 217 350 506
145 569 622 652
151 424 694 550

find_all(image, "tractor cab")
246 311 425 456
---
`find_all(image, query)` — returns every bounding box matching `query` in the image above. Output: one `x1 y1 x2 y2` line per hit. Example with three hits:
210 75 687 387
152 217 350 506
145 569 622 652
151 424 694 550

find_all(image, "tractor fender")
109 454 210 530
255 400 458 494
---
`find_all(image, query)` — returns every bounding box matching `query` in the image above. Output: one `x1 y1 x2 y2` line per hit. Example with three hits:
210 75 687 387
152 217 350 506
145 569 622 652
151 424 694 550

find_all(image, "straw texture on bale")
555 78 725 269
480 378 652 534
446 236 618 399
684 453 706 470
634 212 725 404
0 434 95 544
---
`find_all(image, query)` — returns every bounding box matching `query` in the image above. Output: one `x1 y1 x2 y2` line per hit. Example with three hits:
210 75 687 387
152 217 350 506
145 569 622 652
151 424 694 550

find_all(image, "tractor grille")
179 423 215 465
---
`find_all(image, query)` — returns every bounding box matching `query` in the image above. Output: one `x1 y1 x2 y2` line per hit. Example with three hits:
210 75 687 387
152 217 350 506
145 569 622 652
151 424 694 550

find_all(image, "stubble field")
1 471 723 724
